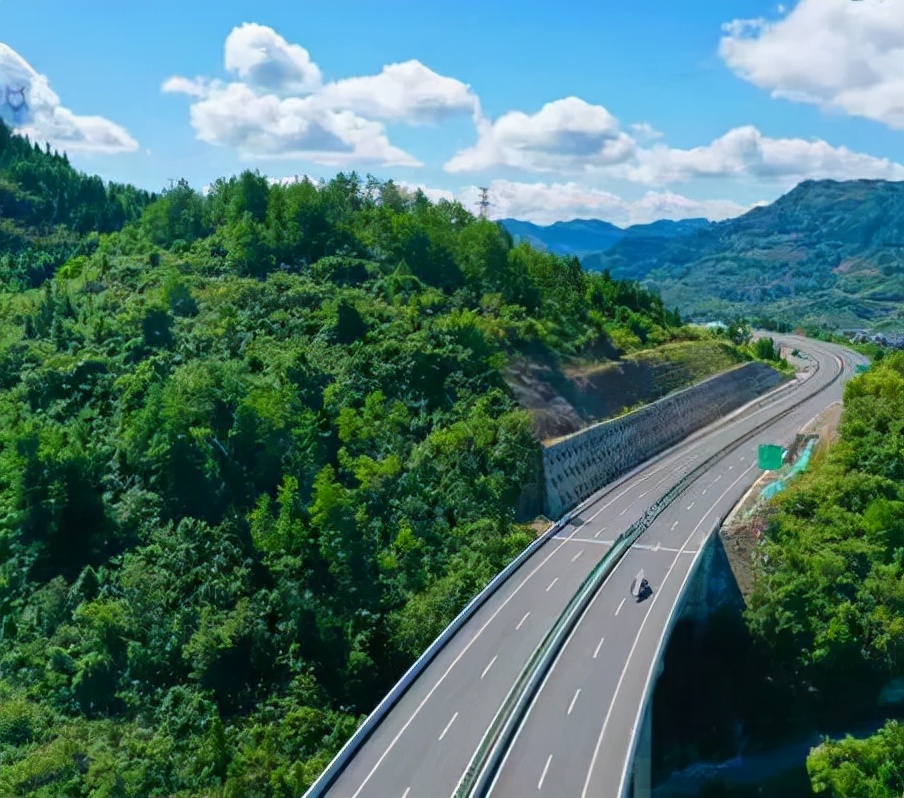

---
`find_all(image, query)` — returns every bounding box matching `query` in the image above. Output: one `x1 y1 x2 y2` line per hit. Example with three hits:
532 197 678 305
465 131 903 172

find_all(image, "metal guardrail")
302 456 650 797
300 510 572 798
457 346 845 798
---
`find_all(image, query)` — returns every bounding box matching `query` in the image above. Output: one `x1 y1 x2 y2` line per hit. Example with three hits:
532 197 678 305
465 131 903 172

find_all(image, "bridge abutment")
642 527 750 793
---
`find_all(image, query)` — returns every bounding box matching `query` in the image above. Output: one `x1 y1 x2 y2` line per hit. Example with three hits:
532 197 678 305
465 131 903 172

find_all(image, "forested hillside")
740 352 904 796
0 121 153 287
583 179 904 331
0 121 719 796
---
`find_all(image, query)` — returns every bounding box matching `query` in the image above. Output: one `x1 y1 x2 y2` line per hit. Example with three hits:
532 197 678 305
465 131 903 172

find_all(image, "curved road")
485 337 865 798
323 337 860 798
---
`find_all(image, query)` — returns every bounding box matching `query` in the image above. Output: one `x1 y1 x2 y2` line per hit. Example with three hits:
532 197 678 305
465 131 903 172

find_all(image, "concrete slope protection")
485 338 864 798
543 361 784 518
315 338 847 798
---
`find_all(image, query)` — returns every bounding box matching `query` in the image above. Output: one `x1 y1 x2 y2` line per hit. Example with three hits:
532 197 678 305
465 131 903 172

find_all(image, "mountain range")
504 180 904 332
500 216 712 258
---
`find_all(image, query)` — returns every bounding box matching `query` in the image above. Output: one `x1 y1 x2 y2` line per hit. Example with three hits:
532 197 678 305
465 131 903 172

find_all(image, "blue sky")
0 0 902 224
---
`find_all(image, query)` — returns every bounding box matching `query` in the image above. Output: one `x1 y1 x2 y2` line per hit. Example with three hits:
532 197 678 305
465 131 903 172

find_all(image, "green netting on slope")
760 438 817 501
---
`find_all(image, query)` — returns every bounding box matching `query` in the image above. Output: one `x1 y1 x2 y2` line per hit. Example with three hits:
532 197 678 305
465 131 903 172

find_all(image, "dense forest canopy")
737 352 904 796
0 121 154 288
0 121 712 796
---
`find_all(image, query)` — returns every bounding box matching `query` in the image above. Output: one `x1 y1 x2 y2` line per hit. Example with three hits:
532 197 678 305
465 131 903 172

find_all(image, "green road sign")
758 444 785 471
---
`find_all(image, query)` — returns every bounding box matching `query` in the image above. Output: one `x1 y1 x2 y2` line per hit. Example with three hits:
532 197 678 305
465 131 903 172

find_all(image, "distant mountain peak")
498 216 709 257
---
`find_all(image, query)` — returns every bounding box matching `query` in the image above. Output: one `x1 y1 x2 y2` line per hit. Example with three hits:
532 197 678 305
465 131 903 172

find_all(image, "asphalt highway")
486 338 865 798
324 336 859 798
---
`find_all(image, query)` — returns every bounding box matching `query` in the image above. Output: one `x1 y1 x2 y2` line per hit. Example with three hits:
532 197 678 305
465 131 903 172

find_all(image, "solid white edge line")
582 463 756 798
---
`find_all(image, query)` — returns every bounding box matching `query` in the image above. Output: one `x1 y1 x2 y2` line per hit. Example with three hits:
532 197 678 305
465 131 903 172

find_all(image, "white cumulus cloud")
719 0 904 129
164 24 479 167
224 23 322 94
0 43 138 154
317 60 479 124
445 97 637 173
179 81 420 166
626 125 904 184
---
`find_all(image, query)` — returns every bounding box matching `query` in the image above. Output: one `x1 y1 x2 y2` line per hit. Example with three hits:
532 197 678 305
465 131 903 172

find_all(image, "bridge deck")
487 345 855 798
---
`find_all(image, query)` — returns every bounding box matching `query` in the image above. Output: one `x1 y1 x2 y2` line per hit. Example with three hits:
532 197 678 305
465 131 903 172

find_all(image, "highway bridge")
306 336 865 798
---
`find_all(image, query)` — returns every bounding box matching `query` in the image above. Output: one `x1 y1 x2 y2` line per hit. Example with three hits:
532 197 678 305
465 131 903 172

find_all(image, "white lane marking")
638 490 649 498
481 655 498 680
584 465 664 525
671 521 679 530
687 502 695 510
516 612 531 631
702 487 708 495
347 494 600 798
438 712 458 741
583 462 756 798
729 465 734 470
538 754 553 790
653 541 661 552
571 549 585 563
615 598 626 616
568 688 582 716
714 474 722 482
546 577 559 592
593 636 605 659
593 526 606 539
619 506 629 516
563 537 612 546
402 789 410 798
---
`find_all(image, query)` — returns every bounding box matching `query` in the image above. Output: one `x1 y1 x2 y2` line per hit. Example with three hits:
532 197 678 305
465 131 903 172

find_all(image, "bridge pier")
632 699 653 798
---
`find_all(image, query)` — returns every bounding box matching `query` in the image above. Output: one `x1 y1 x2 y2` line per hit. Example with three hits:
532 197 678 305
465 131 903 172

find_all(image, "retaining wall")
543 362 784 518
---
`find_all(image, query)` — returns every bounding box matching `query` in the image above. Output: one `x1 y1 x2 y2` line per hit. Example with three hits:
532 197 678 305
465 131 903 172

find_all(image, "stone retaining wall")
543 362 784 518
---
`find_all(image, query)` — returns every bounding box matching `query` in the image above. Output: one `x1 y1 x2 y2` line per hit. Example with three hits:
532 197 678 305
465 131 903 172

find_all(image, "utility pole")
477 187 490 219
166 178 177 191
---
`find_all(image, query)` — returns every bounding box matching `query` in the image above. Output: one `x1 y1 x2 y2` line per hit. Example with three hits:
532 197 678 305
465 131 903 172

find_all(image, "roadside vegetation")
744 352 904 796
